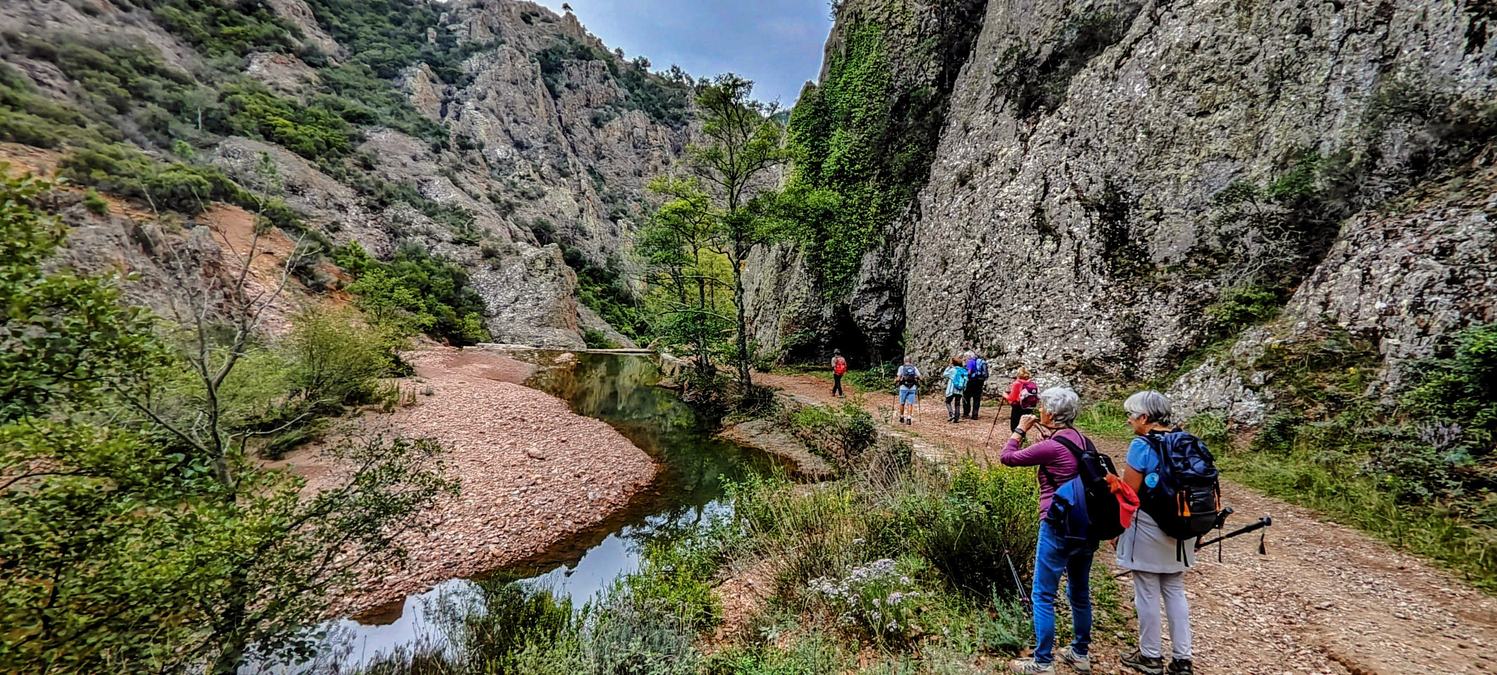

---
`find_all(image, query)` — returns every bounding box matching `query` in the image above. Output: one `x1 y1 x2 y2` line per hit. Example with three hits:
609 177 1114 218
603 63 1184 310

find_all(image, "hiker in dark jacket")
963 350 989 420
1000 387 1094 675
1118 391 1195 675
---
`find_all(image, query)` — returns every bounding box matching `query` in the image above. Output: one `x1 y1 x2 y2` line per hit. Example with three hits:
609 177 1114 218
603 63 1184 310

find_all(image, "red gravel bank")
287 347 658 613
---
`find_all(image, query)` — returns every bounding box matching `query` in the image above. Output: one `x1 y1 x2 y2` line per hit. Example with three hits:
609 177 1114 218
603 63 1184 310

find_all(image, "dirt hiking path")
754 372 1497 674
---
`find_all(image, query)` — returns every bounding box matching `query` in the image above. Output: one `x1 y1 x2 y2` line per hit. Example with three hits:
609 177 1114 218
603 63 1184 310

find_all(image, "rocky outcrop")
1172 149 1497 423
472 243 585 348
742 0 988 365
748 0 1497 414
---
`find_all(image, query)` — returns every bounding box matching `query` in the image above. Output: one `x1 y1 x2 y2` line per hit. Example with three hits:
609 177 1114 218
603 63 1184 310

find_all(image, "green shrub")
874 461 1039 596
8 35 196 118
582 327 618 349
706 632 851 674
205 82 357 161
1403 323 1497 450
81 189 109 216
284 307 397 411
143 0 298 58
1205 285 1282 336
1184 412 1230 449
58 142 299 223
334 242 492 345
1216 322 1497 590
563 245 650 342
785 402 877 469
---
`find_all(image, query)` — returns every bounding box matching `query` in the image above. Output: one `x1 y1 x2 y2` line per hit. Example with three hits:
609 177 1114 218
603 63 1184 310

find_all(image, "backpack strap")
1048 431 1093 482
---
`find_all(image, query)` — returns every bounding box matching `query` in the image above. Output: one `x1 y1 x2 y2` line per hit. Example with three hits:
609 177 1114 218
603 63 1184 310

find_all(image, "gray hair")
1123 390 1172 425
963 350 976 360
1038 387 1080 424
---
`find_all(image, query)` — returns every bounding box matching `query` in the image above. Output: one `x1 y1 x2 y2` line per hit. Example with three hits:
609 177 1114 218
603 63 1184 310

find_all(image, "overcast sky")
532 0 832 106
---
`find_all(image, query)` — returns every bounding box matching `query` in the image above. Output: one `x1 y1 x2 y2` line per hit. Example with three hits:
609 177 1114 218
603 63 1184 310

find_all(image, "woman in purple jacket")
1000 387 1095 675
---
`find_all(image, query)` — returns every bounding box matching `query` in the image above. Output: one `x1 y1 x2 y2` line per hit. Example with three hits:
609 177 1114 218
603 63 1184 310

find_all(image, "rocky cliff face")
743 0 987 364
0 0 691 348
748 0 1497 415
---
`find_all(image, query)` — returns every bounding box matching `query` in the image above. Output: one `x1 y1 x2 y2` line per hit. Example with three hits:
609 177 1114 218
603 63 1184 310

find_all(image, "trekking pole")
983 402 1004 446
1195 516 1272 552
1005 553 1030 610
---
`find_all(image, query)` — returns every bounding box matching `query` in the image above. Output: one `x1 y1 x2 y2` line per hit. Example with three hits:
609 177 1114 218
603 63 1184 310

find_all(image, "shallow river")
293 352 776 672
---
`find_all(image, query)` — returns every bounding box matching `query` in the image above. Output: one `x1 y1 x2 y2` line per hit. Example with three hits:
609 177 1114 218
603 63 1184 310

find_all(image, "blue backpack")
950 367 969 392
972 358 990 379
1139 430 1222 542
1045 434 1127 548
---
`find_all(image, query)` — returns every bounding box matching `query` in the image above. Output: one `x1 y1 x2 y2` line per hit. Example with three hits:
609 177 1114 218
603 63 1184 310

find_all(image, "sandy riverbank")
278 347 659 614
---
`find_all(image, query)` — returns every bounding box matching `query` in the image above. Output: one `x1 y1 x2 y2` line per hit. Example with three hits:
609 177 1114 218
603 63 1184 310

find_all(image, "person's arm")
1122 437 1150 491
999 415 1049 466
1006 380 1022 403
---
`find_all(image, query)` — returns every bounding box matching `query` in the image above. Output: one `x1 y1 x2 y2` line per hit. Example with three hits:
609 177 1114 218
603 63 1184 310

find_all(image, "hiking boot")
1008 658 1055 674
1121 650 1163 675
1058 645 1091 673
1167 659 1193 675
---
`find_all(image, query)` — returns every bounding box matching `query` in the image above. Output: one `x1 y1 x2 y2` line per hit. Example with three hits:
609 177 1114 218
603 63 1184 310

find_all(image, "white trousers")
1133 570 1193 660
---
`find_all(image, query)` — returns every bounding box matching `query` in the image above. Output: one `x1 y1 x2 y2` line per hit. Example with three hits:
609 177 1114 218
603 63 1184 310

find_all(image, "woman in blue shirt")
1117 391 1195 675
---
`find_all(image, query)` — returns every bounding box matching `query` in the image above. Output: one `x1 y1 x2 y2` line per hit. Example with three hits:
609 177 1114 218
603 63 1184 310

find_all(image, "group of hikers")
830 351 1223 674
874 350 1037 428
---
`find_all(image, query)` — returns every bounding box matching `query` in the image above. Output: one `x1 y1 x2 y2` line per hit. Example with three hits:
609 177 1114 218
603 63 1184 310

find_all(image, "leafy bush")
1180 322 1497 589
7 34 196 118
313 64 448 144
301 0 477 82
82 189 110 215
205 82 357 161
874 461 1039 596
581 327 618 349
563 245 649 341
0 171 161 423
140 0 298 58
58 142 302 228
334 242 491 345
284 307 397 411
1205 285 1282 337
1403 323 1497 451
0 64 101 147
785 402 877 470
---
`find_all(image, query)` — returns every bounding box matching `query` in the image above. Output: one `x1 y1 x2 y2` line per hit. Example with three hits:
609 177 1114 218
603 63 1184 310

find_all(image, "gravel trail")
753 371 1497 674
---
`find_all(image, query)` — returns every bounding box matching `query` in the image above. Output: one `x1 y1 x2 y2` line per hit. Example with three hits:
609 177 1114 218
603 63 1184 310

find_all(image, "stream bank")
284 349 781 672
279 348 659 617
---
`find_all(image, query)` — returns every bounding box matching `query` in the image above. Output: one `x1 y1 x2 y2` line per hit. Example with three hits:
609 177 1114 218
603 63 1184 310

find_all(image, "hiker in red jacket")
831 349 848 398
1006 367 1040 433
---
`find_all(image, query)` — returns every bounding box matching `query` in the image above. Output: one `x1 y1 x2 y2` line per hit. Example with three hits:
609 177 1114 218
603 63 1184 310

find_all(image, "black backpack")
898 364 920 386
1046 434 1127 547
1138 430 1222 542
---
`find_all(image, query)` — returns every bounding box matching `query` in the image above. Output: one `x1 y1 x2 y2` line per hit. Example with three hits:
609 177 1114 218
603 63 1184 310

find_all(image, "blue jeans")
1031 520 1095 664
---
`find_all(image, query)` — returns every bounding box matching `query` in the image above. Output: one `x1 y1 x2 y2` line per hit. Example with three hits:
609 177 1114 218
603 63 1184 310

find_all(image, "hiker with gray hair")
1001 387 1096 674
1118 390 1196 675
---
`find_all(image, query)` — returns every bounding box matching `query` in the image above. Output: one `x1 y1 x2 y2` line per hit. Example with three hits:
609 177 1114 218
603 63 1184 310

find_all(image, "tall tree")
684 74 788 391
638 175 733 372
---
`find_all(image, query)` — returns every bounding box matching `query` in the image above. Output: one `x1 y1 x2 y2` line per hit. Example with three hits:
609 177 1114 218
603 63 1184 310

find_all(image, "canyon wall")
748 0 1497 418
